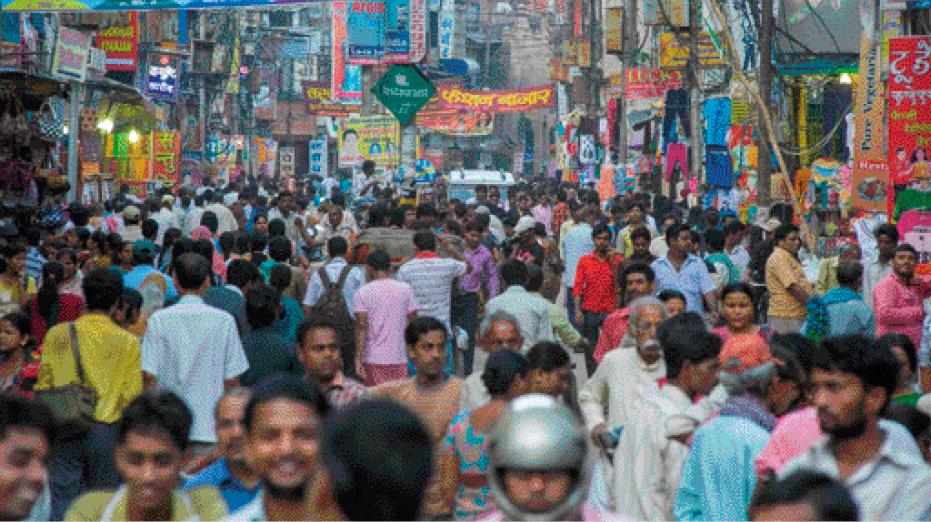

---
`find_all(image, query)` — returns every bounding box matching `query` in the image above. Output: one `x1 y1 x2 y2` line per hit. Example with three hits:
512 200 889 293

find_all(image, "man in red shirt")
574 223 623 375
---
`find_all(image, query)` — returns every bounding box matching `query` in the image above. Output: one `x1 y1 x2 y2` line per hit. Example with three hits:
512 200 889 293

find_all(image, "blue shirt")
124 265 179 302
674 415 770 521
561 223 595 286
651 254 716 313
270 295 305 345
183 459 260 512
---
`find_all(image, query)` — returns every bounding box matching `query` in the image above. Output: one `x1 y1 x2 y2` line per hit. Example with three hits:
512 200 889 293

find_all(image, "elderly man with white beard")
580 296 669 509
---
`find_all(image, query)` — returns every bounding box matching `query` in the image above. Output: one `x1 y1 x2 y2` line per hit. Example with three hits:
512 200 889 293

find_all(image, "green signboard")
372 64 435 126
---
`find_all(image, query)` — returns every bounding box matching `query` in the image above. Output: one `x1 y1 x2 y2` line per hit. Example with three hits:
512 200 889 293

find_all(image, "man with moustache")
184 388 261 512
779 334 931 520
228 374 339 521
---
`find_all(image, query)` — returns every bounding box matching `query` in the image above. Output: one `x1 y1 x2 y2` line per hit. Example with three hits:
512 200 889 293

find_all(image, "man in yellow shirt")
765 225 814 334
35 268 143 520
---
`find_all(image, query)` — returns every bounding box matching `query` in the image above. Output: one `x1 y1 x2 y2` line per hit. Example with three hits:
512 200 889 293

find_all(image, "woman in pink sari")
191 226 227 281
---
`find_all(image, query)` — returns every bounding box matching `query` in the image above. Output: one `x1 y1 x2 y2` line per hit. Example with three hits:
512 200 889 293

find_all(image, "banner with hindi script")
436 85 556 114
850 34 887 214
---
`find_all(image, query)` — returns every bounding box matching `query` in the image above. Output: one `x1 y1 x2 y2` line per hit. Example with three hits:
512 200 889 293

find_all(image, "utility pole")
616 0 637 166
757 0 774 205
688 0 702 195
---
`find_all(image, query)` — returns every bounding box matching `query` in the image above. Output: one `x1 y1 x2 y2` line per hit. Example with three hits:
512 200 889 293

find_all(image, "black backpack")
309 264 355 330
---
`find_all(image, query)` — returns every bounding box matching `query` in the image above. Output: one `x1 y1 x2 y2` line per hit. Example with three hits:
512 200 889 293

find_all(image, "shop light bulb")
839 73 852 85
98 118 114 133
128 130 140 143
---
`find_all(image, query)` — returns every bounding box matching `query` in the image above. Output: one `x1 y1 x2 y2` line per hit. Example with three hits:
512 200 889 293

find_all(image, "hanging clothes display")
662 89 690 151
703 98 732 146
665 143 689 181
706 145 734 188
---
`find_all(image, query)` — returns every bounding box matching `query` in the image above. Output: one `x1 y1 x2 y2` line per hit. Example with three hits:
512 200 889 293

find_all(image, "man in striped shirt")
374 317 463 521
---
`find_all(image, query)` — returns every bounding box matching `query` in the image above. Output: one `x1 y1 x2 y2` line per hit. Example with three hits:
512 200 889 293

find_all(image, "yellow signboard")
605 8 624 53
658 32 728 68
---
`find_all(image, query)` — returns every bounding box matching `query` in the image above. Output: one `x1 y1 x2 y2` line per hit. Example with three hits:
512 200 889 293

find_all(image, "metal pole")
67 83 84 203
757 0 774 205
688 0 702 198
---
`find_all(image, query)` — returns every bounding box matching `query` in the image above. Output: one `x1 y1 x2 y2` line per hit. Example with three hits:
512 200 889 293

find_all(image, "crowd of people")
0 168 930 521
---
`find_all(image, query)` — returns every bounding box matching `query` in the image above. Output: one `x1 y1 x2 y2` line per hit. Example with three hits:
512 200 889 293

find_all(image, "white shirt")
184 207 205 237
267 208 302 247
781 420 931 521
153 208 181 245
727 244 751 282
140 295 248 443
396 257 468 330
459 373 490 412
204 202 239 235
862 255 893 310
613 385 693 521
579 348 665 431
483 286 555 353
303 258 366 314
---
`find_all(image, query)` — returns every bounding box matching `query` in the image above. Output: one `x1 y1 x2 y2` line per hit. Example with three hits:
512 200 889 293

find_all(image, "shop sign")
280 146 295 177
309 139 328 177
384 0 412 63
888 36 931 222
439 0 458 59
339 116 400 168
643 0 688 26
605 8 623 53
96 13 138 71
562 41 577 65
850 34 888 213
87 47 106 73
409 0 428 62
52 27 91 83
145 54 179 102
658 32 727 68
346 0 385 65
417 109 493 136
625 68 684 99
437 84 556 113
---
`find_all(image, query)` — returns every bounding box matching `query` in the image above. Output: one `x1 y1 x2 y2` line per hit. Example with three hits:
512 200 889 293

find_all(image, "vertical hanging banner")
145 53 180 102
151 131 180 184
887 36 931 222
346 0 386 65
96 12 138 71
332 1 351 99
439 0 457 59
384 0 411 63
409 0 427 62
52 27 91 83
850 34 887 213
309 139 328 177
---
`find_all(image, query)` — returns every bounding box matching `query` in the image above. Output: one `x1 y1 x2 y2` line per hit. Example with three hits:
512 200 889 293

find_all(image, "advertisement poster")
339 116 399 167
309 139 328 177
279 146 295 177
96 12 138 70
417 109 493 136
303 81 356 116
605 8 623 53
625 68 684 99
850 34 888 213
52 27 91 83
253 65 278 120
437 85 556 113
252 138 277 178
151 131 180 184
658 32 728 67
145 53 180 102
384 0 411 63
887 36 931 222
346 0 385 65
899 210 931 265
409 0 427 62
439 0 458 59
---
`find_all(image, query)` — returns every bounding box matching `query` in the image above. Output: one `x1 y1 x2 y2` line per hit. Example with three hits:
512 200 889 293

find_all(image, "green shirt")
64 487 228 521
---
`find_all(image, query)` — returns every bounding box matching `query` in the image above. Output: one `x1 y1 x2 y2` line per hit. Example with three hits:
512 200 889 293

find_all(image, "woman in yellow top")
0 244 37 315
64 391 228 521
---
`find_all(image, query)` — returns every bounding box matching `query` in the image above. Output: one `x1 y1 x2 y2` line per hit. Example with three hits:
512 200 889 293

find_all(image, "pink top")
874 273 931 349
755 406 822 479
353 278 419 365
711 325 769 344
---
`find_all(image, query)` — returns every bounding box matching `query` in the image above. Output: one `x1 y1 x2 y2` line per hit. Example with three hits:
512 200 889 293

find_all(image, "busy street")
1 0 931 520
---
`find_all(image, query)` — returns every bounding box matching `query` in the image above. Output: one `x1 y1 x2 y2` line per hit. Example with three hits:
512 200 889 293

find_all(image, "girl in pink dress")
712 282 770 343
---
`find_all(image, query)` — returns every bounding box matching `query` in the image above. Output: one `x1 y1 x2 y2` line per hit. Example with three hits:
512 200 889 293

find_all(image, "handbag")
35 323 98 439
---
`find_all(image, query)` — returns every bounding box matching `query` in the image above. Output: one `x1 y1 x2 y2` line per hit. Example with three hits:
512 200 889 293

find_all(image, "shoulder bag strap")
69 322 88 385
318 263 335 289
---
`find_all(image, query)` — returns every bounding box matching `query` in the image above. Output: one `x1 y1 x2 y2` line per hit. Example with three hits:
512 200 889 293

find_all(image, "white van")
446 169 517 203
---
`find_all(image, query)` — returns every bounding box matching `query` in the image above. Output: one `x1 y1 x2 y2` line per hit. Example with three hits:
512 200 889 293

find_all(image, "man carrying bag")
35 269 144 520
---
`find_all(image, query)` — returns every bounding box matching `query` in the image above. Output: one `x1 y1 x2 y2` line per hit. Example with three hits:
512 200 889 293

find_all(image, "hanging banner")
280 146 296 177
346 0 385 65
605 8 623 53
252 138 277 178
52 27 91 83
339 116 399 168
888 36 931 222
417 109 494 136
303 81 356 116
151 131 180 184
658 32 729 67
850 34 888 213
437 85 556 113
439 0 458 59
96 12 138 71
309 139 328 177
253 65 278 120
409 0 428 62
625 68 684 99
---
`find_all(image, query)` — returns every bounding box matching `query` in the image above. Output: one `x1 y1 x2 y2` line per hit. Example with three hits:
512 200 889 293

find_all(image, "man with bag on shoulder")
35 268 144 520
302 237 366 378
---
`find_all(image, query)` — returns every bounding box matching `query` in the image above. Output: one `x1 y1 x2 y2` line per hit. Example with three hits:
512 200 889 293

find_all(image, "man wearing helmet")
482 394 617 521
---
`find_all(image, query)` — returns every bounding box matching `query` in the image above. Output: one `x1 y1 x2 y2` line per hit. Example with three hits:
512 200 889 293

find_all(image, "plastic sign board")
372 64 435 126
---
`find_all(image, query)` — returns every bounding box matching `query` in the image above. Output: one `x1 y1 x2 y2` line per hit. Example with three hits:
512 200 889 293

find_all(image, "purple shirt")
532 204 554 236
460 244 499 297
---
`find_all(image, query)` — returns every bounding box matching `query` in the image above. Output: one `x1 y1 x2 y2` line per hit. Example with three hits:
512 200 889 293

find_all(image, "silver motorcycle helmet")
486 394 590 521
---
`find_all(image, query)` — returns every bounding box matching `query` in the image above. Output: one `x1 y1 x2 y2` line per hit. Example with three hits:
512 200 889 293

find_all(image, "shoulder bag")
35 323 98 439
